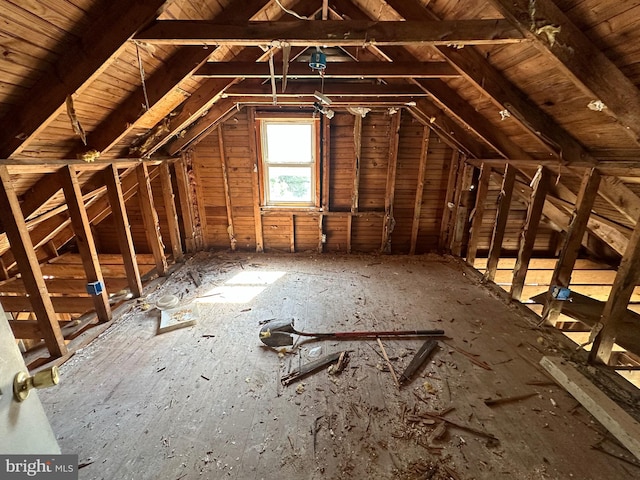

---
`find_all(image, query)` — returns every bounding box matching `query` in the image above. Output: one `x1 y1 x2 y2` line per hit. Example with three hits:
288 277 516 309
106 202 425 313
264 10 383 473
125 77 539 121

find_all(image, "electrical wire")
274 0 308 20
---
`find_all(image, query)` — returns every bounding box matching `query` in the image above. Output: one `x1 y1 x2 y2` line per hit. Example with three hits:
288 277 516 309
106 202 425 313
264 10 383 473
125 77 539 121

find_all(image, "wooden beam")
225 83 427 97
489 0 640 144
20 174 62 220
1 296 95 314
318 215 324 254
410 126 430 255
168 98 239 156
173 156 197 253
104 164 142 298
290 215 296 253
511 167 550 301
217 126 236 251
346 215 353 254
590 216 640 364
79 0 270 157
382 111 401 253
0 167 66 357
195 61 460 78
321 115 331 212
143 0 322 156
184 150 206 250
484 164 516 282
351 115 363 214
543 168 601 322
59 166 111 323
466 163 491 265
247 108 264 252
136 164 168 276
136 19 524 46
0 0 168 158
439 150 459 251
159 162 183 262
541 356 640 461
451 161 474 257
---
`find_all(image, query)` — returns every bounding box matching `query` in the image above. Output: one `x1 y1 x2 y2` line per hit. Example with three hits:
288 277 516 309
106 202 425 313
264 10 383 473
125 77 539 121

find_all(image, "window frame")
258 116 321 208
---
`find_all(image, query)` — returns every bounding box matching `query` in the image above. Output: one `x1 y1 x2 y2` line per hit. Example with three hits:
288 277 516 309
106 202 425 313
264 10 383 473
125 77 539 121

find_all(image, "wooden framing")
410 126 430 255
590 218 640 364
466 162 491 265
59 166 111 323
321 116 331 212
136 164 168 276
543 169 601 323
489 0 640 143
80 0 270 157
484 164 516 282
195 62 459 79
159 162 183 262
348 114 363 254
290 215 296 253
104 164 142 298
0 166 67 357
382 111 401 253
0 0 168 158
510 167 550 301
173 155 197 253
247 107 264 252
439 150 459 251
450 161 474 257
136 20 524 46
217 125 236 251
188 149 208 250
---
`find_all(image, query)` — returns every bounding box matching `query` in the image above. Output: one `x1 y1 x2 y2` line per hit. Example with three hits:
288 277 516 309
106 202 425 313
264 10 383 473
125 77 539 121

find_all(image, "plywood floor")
40 253 639 479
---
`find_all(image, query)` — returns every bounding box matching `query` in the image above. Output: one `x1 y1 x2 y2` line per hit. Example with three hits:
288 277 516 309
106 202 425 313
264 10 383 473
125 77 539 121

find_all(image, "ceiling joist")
134 19 525 46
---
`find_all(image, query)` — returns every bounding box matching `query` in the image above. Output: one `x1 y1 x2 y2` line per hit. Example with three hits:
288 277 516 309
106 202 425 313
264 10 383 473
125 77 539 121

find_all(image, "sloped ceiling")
1 0 640 251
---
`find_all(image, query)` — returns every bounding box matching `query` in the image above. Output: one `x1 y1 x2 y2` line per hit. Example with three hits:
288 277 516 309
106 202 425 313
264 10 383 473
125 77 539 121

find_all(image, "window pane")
268 166 312 203
265 123 313 163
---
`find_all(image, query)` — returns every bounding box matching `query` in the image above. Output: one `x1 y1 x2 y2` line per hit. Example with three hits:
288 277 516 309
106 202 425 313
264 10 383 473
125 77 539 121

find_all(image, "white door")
0 305 60 453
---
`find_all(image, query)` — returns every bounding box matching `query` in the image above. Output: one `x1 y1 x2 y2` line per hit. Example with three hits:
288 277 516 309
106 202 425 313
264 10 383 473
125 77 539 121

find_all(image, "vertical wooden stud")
382 111 401 253
450 160 474 257
136 164 168 276
159 162 184 262
217 125 236 251
59 166 111 323
466 162 491 265
590 217 640 364
511 166 550 301
321 116 331 212
248 107 264 252
410 125 430 255
484 164 516 282
439 150 459 251
104 164 142 298
174 154 197 252
543 168 601 323
351 114 362 214
189 149 208 250
290 215 296 253
0 166 67 357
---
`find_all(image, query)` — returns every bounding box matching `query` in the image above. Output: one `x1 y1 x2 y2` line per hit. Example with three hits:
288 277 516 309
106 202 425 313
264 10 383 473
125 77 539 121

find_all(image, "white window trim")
259 118 320 207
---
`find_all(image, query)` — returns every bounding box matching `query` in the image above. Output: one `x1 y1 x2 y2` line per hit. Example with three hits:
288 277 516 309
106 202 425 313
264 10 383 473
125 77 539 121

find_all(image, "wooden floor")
39 253 639 479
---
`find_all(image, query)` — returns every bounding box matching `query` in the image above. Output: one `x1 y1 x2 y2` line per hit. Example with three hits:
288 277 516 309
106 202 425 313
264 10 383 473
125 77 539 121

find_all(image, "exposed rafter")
0 0 169 158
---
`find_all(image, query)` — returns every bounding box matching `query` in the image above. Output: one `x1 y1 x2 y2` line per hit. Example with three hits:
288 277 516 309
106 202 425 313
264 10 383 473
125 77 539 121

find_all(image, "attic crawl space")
2 0 640 478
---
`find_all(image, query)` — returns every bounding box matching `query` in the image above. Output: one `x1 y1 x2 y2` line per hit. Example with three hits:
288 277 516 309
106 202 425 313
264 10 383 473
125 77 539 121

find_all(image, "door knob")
13 367 59 402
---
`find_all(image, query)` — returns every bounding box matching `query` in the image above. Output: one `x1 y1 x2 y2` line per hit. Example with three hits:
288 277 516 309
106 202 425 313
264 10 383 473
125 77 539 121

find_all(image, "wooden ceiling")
1 0 640 254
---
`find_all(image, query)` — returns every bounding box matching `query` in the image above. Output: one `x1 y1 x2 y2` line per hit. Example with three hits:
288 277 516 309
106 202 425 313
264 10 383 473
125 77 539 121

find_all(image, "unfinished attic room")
5 0 640 478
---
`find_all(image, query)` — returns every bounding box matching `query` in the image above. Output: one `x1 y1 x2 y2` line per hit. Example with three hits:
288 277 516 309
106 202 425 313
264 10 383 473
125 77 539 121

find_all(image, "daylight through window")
260 119 317 206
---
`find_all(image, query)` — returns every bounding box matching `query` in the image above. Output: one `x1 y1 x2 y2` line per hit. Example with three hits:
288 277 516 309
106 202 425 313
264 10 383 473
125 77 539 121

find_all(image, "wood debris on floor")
39 253 639 480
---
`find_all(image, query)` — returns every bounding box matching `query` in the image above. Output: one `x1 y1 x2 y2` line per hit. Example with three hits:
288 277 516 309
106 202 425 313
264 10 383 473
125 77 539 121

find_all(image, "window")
260 119 318 206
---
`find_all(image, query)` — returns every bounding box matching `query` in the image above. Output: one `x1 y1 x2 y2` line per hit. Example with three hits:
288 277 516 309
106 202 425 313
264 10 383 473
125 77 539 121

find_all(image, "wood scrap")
377 337 400 387
399 339 438 385
443 340 492 370
281 351 344 386
189 270 202 287
413 392 499 443
540 356 640 461
484 392 538 407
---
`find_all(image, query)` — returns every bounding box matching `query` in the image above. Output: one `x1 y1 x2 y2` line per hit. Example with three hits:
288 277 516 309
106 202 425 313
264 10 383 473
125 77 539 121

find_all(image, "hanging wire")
136 43 151 112
274 0 308 20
